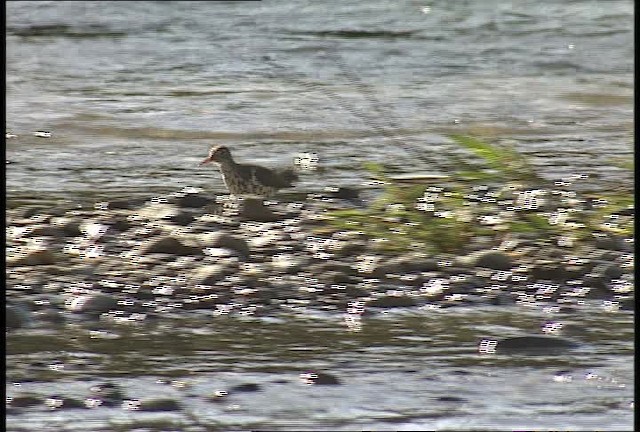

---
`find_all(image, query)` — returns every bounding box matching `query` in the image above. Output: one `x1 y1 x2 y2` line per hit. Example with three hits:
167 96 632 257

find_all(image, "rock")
6 305 31 329
330 187 360 200
300 371 341 385
138 398 181 412
9 248 57 266
602 264 624 280
229 383 261 393
200 232 250 259
106 199 137 210
26 224 65 238
139 236 201 256
469 251 513 270
479 336 580 354
66 294 119 314
8 394 42 408
271 254 305 273
595 235 632 252
191 264 232 286
368 295 417 308
531 263 567 282
167 211 195 226
172 193 211 209
239 198 279 222
51 217 83 237
367 254 439 278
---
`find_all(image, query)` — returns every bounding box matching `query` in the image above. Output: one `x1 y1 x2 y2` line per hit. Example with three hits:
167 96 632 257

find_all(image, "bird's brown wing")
248 164 297 188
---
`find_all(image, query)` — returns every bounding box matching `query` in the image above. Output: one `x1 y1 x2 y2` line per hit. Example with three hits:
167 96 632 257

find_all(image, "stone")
200 232 250 259
469 250 513 270
239 198 280 222
139 236 201 256
66 294 119 314
9 248 57 267
191 264 231 286
368 295 417 308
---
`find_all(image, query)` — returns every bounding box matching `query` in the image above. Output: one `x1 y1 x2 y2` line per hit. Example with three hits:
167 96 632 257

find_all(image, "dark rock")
105 199 135 210
138 398 181 412
66 294 119 314
203 232 250 259
436 396 466 403
595 235 631 252
9 248 58 266
471 251 513 270
531 264 567 282
480 336 580 354
300 371 341 385
368 295 417 308
167 211 195 226
139 236 201 256
239 198 280 222
602 264 624 280
230 383 262 393
8 394 42 408
52 217 83 237
173 193 211 209
191 264 232 286
109 217 132 232
6 305 31 329
27 224 65 238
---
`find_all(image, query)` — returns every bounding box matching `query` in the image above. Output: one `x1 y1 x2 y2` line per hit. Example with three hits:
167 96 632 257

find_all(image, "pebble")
66 294 119 314
468 250 514 270
5 188 633 320
139 236 201 256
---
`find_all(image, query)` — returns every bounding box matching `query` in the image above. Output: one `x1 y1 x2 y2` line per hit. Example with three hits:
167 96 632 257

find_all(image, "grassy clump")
321 135 633 254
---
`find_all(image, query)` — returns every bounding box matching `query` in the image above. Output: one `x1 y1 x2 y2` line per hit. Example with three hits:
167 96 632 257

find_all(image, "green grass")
320 135 634 254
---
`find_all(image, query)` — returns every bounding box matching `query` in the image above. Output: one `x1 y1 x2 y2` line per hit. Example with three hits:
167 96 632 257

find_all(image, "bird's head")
200 145 233 166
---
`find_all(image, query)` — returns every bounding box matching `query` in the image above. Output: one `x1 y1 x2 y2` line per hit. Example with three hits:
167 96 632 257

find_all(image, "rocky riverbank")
6 186 634 330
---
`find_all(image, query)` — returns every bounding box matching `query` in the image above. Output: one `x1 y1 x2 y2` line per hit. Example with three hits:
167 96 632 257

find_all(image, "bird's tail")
279 168 299 186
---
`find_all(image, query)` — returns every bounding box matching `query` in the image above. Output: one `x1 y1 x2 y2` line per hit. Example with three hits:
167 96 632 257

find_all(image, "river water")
5 1 634 430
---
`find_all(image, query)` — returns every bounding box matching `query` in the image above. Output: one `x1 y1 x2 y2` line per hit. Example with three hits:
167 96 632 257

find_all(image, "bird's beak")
199 157 212 166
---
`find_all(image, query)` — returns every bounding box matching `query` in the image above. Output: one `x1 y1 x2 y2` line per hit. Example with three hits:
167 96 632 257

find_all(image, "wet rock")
33 309 66 325
138 398 181 412
531 263 567 282
139 236 201 256
109 216 132 232
480 336 580 354
601 263 624 280
201 232 250 259
9 248 58 267
239 198 280 222
329 186 360 200
380 253 439 274
299 371 341 385
6 305 31 329
230 383 262 393
191 264 232 286
66 294 119 314
271 254 305 273
105 199 137 210
51 217 83 237
167 211 196 226
436 396 467 403
45 395 86 410
468 250 513 270
26 224 65 238
368 295 417 308
87 383 126 407
7 394 42 408
595 235 631 252
172 193 212 209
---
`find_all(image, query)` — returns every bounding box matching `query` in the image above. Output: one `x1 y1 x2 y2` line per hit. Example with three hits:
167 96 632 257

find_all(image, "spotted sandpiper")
199 145 298 196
